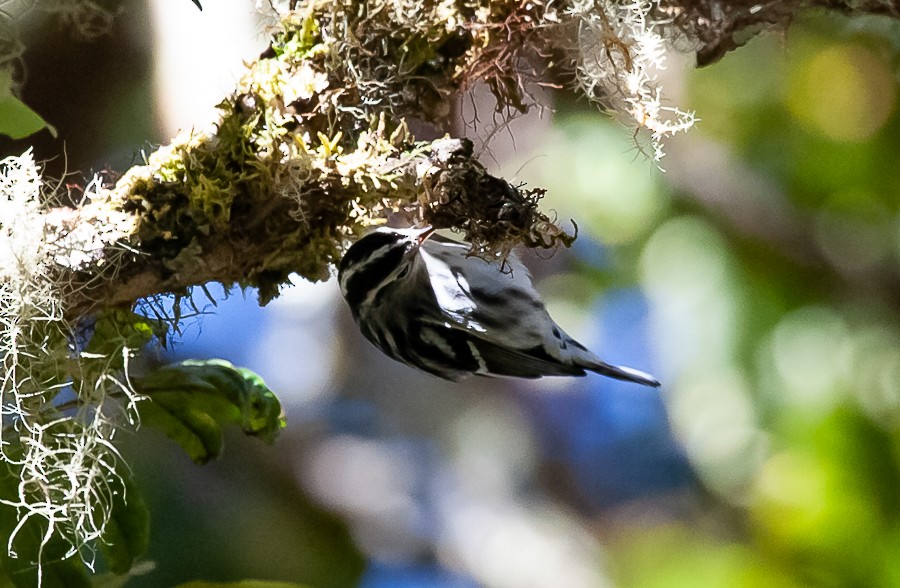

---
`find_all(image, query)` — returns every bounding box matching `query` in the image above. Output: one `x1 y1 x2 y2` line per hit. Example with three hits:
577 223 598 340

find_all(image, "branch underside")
40 0 900 318
62 0 577 316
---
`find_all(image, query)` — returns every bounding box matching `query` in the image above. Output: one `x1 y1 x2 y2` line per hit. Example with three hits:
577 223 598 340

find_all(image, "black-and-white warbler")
338 226 660 387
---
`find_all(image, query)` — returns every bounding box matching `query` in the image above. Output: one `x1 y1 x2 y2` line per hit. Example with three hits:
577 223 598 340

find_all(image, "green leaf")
73 309 160 394
134 360 286 464
0 457 90 588
98 466 149 575
0 70 54 139
0 95 54 140
136 399 224 464
85 310 159 360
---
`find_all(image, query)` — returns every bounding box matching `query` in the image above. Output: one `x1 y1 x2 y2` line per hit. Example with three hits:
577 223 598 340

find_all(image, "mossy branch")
45 0 898 316
60 1 579 316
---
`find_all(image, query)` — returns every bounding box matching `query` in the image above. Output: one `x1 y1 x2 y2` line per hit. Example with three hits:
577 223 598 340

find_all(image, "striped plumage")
338 226 660 387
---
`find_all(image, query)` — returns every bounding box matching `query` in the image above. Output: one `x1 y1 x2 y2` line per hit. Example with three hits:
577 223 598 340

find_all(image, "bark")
44 0 899 318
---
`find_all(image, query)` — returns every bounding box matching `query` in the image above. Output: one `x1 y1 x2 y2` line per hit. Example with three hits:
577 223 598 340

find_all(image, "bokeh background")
4 1 900 586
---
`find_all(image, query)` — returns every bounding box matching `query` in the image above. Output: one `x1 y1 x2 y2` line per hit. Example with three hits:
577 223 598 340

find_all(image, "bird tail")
588 360 661 388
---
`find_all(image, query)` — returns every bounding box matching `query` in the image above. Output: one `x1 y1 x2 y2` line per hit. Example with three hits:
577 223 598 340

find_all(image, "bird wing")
415 246 583 377
418 241 547 341
464 333 587 378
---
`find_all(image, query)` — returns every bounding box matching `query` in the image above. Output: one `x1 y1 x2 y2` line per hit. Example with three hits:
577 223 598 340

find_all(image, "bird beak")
415 226 436 245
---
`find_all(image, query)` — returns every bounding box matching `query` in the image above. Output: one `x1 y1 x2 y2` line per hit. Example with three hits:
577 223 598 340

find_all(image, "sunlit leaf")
134 360 286 464
0 71 55 139
136 398 224 464
85 310 159 359
0 95 54 140
73 309 160 392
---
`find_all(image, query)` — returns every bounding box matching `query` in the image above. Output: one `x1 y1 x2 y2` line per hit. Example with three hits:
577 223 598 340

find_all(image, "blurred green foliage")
519 13 900 588
104 10 900 588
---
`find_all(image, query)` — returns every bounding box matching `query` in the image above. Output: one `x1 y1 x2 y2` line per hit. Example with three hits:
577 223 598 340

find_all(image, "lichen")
0 152 145 580
68 4 578 308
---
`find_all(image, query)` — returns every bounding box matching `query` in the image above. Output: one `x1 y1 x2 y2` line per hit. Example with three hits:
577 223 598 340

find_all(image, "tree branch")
37 0 899 319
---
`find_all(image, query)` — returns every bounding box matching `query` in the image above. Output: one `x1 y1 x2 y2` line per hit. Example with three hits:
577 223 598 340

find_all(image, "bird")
337 225 660 387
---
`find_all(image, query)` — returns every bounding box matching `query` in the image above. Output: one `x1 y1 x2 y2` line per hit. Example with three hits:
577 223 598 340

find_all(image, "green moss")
273 13 323 60
99 0 576 308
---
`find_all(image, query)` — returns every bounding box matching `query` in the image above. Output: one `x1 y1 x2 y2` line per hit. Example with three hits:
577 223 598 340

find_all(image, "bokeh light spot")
450 398 537 496
669 368 767 499
769 306 848 407
787 45 896 142
814 191 892 275
847 327 900 427
753 451 829 541
519 116 667 244
753 448 880 563
640 216 740 374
